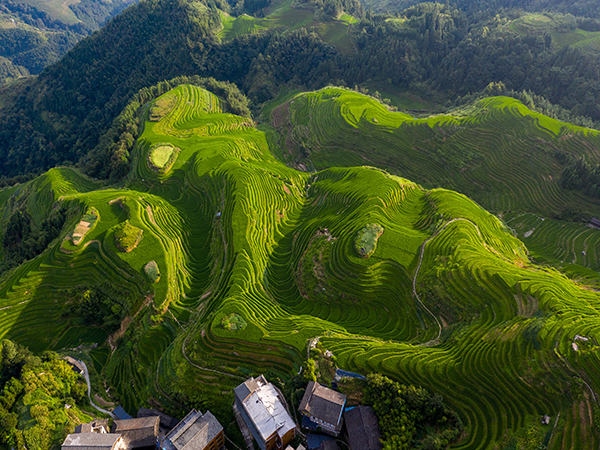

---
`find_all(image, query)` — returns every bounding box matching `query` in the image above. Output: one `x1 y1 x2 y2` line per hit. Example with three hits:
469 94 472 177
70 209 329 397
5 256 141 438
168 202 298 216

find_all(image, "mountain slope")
268 88 600 217
1 85 599 448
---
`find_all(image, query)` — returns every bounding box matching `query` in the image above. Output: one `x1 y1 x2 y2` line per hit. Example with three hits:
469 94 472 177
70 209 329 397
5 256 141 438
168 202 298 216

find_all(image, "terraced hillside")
2 85 600 449
219 0 358 54
269 88 600 217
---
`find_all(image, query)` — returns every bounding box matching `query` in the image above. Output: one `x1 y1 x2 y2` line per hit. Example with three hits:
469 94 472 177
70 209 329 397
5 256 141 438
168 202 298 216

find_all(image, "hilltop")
1 85 600 448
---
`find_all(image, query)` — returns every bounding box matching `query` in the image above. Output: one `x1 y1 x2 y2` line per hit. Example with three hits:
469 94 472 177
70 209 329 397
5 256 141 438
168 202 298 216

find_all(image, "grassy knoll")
148 144 179 173
114 220 144 252
3 85 600 448
144 260 160 283
354 223 384 257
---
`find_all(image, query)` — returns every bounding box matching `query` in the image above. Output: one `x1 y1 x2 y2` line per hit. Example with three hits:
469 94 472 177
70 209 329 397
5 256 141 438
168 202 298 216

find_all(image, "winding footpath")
412 217 507 346
68 358 116 418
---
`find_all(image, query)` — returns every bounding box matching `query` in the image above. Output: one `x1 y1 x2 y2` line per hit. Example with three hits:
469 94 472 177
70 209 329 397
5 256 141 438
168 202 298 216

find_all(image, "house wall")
201 430 225 450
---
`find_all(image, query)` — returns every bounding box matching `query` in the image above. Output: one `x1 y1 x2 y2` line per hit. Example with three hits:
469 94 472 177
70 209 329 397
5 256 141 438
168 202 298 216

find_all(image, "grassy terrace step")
269 88 600 218
2 85 600 447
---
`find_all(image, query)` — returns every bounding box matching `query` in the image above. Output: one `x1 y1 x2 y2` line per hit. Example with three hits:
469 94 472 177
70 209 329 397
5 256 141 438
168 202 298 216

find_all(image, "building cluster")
65 375 381 450
62 408 224 450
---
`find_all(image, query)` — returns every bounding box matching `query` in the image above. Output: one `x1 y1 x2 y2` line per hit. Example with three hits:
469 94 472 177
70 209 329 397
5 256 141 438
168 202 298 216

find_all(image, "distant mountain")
0 0 136 79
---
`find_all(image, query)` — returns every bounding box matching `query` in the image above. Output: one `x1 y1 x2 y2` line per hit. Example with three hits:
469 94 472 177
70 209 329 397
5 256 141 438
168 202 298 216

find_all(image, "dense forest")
1 0 600 187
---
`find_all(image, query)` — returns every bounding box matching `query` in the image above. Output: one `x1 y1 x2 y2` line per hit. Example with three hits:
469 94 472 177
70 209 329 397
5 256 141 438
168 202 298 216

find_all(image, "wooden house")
234 375 297 450
299 382 346 436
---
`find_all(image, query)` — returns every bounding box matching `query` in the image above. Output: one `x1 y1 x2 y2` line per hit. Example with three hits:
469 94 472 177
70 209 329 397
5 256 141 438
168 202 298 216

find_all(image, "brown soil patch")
108 316 132 351
146 205 157 226
94 393 114 407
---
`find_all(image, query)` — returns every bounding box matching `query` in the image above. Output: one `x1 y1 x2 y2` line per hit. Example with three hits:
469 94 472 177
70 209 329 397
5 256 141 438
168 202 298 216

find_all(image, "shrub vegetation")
113 221 143 253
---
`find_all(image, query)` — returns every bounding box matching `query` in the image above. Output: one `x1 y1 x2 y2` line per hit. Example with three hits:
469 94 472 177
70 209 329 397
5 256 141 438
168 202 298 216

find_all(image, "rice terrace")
3 83 600 450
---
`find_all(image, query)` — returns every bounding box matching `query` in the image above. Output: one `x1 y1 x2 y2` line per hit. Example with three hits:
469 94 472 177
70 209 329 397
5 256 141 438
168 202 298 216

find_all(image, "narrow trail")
412 221 454 346
413 217 508 346
76 359 116 418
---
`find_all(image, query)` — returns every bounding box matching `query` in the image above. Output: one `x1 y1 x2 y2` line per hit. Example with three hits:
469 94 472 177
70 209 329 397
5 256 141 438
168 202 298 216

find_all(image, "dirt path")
413 217 509 346
72 358 116 418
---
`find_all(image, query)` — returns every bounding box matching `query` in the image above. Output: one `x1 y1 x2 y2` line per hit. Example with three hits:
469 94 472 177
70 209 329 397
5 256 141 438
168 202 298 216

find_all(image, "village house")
298 382 346 436
138 408 180 432
343 406 382 450
162 409 225 450
62 433 126 450
112 416 160 449
234 375 297 450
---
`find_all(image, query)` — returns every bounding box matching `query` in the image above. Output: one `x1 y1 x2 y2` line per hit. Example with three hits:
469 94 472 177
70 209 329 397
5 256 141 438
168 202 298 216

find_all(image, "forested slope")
0 0 136 78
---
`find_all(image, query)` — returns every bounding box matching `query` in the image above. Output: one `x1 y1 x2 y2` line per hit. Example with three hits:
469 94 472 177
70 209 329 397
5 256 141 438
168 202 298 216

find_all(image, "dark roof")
75 420 109 434
112 417 159 448
299 382 346 426
344 406 382 450
62 433 122 450
137 408 179 430
165 410 223 450
592 217 600 227
113 406 133 420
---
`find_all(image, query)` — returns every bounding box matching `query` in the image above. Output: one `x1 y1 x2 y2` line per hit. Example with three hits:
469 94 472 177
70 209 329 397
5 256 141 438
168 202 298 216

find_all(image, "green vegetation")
144 261 160 283
355 223 384 258
221 313 247 330
4 0 600 184
148 144 179 173
0 340 92 450
113 221 143 253
269 87 600 218
60 282 137 332
364 374 462 450
2 84 600 449
0 0 134 77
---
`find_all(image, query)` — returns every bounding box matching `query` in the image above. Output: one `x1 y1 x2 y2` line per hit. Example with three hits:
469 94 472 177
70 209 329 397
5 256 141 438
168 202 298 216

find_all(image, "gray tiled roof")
344 406 382 450
299 382 346 427
62 433 121 450
137 408 179 429
234 375 266 403
113 417 159 448
165 410 223 450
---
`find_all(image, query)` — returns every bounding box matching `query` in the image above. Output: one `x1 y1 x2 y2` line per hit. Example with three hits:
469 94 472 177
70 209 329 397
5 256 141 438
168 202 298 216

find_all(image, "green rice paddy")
218 0 357 53
1 84 600 448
